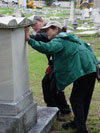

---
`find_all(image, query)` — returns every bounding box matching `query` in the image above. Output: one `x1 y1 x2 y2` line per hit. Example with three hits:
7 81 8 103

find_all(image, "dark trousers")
70 72 96 133
42 73 69 113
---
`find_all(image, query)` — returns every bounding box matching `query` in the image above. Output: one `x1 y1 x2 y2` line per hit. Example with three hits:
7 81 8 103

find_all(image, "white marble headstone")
69 1 75 23
0 16 35 101
83 9 90 18
92 9 100 24
19 0 26 8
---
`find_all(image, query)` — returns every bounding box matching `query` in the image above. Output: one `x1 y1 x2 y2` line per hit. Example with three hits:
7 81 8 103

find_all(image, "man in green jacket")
25 21 98 133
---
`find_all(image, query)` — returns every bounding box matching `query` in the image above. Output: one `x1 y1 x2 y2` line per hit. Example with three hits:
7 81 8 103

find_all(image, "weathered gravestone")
0 1 2 7
69 0 75 23
92 8 100 24
18 0 26 8
82 9 90 18
0 16 58 133
94 0 100 9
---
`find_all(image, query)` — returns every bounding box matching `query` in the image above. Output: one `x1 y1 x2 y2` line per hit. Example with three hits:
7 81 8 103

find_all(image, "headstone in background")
25 9 33 15
69 1 75 23
12 9 22 17
0 1 2 7
94 0 100 9
83 9 90 18
64 18 68 27
19 0 26 8
81 10 85 22
92 9 100 24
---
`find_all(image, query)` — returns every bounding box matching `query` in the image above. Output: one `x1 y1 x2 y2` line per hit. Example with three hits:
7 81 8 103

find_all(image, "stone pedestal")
0 17 37 133
0 16 58 133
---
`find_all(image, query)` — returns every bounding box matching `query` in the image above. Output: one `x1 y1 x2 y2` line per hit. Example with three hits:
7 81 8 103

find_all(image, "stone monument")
94 0 100 9
83 9 90 18
92 9 100 24
81 10 85 23
0 16 58 133
69 0 75 24
19 0 26 8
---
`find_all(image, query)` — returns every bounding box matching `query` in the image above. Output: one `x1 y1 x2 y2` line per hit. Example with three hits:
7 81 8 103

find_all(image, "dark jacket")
30 32 53 67
30 32 49 42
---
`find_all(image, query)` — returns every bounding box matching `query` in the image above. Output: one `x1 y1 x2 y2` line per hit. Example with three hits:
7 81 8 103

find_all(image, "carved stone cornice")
0 16 35 28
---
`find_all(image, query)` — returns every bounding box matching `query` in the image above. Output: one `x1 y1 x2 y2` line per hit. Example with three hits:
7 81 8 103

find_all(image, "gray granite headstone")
0 1 2 7
18 0 26 8
0 16 59 133
83 9 90 18
92 9 100 24
0 16 37 133
69 1 75 23
94 0 100 9
64 18 68 27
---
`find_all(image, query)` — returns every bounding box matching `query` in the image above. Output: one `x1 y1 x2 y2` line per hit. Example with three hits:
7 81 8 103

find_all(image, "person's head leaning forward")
41 21 63 40
31 16 46 33
26 21 66 41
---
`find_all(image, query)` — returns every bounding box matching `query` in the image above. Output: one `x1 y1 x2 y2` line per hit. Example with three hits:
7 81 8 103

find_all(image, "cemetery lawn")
0 7 13 15
28 35 100 133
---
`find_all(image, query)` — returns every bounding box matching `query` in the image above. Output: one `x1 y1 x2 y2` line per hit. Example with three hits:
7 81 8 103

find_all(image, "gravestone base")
0 90 59 133
0 91 37 133
0 91 34 116
29 106 59 133
0 102 37 133
0 105 58 133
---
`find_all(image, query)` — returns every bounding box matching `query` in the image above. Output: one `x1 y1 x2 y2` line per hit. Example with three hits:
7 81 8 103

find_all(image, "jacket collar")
56 32 68 38
56 32 84 45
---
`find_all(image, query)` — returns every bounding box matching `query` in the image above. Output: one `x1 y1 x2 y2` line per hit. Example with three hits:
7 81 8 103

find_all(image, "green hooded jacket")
28 32 98 91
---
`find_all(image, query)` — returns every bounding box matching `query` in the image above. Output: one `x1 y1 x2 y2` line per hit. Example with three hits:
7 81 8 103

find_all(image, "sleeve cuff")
28 38 34 46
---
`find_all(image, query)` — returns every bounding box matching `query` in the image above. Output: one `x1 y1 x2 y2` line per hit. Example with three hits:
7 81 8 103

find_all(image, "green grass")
0 7 14 15
28 46 48 105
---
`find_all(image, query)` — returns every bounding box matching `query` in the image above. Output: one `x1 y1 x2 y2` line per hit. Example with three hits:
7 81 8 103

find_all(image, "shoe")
62 120 76 130
75 130 88 133
60 108 71 114
57 113 70 122
57 116 66 122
